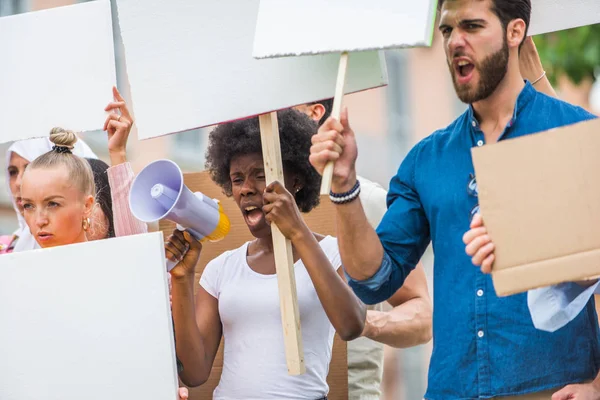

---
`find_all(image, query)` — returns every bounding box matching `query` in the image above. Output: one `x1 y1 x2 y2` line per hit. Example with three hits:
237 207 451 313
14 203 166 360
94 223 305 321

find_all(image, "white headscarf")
5 136 98 252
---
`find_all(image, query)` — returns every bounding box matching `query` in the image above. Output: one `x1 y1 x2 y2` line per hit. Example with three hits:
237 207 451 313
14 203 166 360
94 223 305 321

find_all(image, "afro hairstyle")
205 109 321 213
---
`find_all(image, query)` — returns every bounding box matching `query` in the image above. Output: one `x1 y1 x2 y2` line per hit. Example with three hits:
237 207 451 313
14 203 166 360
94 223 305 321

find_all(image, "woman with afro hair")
165 109 366 400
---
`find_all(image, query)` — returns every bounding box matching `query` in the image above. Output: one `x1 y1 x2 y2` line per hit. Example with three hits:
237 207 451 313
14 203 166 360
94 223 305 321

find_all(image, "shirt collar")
466 80 536 129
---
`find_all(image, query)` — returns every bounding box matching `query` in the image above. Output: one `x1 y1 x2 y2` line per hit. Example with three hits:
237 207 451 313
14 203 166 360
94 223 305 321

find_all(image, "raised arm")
103 86 147 236
107 163 148 236
166 230 223 387
309 111 385 281
309 109 430 305
262 181 366 341
519 37 557 98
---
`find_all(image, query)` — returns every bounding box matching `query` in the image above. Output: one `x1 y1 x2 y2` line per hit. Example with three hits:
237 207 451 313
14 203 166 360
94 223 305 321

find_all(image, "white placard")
0 0 117 144
530 0 600 36
253 0 439 58
0 232 178 400
115 0 388 140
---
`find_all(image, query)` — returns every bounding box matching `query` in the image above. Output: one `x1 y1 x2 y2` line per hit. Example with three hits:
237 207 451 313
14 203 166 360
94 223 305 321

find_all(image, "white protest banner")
0 0 116 144
529 0 600 36
253 0 439 59
0 232 178 400
114 0 387 141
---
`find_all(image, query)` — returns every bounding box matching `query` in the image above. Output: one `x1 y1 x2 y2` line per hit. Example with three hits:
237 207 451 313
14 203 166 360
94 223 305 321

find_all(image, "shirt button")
472 121 477 127
477 289 484 297
478 330 484 338
477 140 484 147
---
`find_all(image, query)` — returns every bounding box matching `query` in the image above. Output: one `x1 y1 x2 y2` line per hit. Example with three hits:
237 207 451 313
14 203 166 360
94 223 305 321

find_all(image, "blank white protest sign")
0 0 116 145
252 0 439 58
0 232 178 400
529 0 600 36
114 0 388 140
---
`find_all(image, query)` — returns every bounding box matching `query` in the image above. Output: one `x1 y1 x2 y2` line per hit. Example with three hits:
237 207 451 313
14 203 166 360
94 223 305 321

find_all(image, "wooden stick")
320 51 349 195
258 111 306 376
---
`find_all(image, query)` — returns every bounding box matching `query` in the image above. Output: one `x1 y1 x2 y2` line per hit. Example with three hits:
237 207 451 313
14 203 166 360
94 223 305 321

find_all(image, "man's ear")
308 103 326 123
507 19 526 50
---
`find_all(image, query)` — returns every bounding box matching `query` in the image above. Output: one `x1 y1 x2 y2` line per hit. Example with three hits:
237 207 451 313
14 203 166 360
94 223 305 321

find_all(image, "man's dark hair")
308 98 334 126
439 0 531 45
205 109 321 213
85 158 115 238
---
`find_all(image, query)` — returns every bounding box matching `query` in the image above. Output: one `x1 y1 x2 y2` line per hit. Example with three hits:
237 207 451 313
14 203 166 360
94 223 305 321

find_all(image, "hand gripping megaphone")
129 159 230 271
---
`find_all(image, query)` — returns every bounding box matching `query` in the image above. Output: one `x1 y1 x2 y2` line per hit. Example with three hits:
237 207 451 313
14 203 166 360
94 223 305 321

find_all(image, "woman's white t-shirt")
200 235 341 400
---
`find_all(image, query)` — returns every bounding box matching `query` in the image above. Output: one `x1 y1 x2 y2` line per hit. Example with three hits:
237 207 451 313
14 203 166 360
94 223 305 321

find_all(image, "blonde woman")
19 129 188 400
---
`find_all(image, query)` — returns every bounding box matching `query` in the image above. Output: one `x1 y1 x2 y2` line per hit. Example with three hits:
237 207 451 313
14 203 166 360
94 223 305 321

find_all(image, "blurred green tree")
534 24 600 85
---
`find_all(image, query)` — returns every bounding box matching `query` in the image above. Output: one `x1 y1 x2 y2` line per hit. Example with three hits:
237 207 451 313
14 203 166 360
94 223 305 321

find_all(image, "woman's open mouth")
243 205 264 227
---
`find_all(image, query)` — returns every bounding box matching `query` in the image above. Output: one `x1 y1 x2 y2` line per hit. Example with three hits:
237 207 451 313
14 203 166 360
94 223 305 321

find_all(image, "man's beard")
450 39 509 104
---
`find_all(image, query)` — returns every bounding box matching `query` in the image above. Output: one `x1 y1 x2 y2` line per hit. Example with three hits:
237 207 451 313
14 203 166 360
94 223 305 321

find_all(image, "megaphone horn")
129 159 230 271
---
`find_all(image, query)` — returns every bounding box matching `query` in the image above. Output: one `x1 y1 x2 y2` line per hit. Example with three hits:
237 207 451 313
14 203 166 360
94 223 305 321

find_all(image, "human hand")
463 214 495 273
103 86 133 166
552 382 600 400
178 387 189 400
262 180 309 242
309 107 358 193
165 230 202 280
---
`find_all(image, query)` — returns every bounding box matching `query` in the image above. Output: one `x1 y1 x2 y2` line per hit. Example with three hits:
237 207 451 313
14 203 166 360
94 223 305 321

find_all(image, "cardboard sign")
0 232 179 400
530 0 600 36
253 0 439 58
114 0 387 140
159 171 348 400
0 0 116 144
472 118 600 296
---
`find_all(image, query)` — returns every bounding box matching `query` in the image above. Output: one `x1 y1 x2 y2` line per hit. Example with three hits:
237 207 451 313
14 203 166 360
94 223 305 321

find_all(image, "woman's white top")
200 235 341 400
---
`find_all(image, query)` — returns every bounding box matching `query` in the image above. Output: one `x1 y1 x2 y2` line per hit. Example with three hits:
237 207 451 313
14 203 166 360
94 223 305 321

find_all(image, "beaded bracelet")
531 70 546 86
329 180 361 204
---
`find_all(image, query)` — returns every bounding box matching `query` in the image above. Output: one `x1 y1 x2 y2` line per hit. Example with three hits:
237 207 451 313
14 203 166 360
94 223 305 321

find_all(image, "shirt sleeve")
346 142 431 305
199 256 224 299
322 236 342 271
527 280 600 332
358 177 388 229
107 162 148 237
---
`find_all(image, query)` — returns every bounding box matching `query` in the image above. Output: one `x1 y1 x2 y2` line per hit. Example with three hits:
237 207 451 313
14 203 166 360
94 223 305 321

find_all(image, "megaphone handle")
166 227 200 272
166 258 178 272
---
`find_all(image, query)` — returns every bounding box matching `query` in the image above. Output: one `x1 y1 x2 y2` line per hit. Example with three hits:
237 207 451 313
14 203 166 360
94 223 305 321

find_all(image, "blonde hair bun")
49 127 78 149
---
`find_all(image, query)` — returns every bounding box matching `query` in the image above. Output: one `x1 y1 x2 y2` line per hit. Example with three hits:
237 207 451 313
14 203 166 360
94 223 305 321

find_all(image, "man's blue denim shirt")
347 82 600 399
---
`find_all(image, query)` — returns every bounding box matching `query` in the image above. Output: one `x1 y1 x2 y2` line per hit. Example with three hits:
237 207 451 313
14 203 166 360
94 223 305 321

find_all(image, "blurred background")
1 1 599 398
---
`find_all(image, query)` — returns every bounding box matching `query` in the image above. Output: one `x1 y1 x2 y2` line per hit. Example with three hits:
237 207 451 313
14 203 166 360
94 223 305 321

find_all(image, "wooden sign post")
258 111 305 375
320 53 349 194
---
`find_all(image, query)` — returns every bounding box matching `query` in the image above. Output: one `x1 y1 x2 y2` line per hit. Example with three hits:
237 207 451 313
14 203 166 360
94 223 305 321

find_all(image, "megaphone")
129 159 230 271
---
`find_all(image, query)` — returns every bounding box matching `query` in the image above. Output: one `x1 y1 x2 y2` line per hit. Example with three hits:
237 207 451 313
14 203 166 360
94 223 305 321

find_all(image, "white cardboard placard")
253 0 439 58
0 232 178 400
115 0 388 140
0 0 117 144
530 0 600 36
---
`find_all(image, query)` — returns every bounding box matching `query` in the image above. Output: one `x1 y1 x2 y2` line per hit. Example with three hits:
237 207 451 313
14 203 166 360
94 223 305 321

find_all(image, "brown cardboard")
159 171 348 399
472 118 600 297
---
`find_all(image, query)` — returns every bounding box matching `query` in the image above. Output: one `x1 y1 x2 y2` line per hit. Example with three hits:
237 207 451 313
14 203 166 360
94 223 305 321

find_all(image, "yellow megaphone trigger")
201 201 231 243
